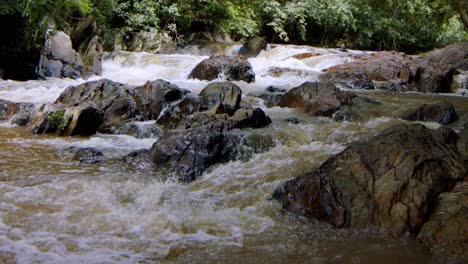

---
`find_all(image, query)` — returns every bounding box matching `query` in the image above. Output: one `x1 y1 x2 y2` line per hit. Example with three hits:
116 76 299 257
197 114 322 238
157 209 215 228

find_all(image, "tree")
453 0 468 29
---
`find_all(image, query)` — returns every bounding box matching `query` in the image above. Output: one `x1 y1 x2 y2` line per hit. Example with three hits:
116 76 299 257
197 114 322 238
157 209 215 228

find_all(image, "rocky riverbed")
0 41 467 263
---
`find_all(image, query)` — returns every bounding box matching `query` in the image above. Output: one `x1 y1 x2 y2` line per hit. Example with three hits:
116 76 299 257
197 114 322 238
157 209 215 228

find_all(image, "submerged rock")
401 102 458 125
68 147 104 164
277 82 354 117
0 99 35 126
248 86 285 108
188 55 255 83
273 124 465 236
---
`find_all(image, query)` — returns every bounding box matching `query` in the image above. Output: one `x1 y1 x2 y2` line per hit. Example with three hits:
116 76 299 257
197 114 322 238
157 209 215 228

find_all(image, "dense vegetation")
1 0 467 54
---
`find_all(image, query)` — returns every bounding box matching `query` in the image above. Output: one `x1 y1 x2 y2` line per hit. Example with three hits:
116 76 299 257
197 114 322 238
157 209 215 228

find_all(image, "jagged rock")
37 31 85 79
199 82 242 115
79 35 103 78
401 102 458 125
0 99 35 126
418 181 468 259
277 82 355 116
239 36 267 57
133 79 191 120
273 124 465 236
155 95 201 129
68 147 104 164
63 105 104 136
188 55 255 83
150 120 271 182
320 51 454 93
56 79 138 126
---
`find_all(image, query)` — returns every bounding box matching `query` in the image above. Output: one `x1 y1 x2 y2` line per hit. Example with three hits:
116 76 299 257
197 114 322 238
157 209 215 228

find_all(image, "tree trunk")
454 0 468 30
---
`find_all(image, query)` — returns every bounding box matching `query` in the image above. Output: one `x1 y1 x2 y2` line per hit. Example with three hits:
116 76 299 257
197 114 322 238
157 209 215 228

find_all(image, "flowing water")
0 45 467 263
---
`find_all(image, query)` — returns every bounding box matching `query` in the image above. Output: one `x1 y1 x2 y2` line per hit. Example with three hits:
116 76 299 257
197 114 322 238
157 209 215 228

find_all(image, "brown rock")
418 181 468 259
273 124 465 235
277 82 354 116
402 102 458 125
320 51 454 93
188 55 255 83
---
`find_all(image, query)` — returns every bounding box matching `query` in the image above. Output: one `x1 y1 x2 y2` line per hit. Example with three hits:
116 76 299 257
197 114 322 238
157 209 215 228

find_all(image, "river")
0 45 466 263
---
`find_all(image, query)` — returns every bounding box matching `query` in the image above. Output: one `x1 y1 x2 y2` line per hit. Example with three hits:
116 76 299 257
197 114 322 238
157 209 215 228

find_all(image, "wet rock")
101 122 161 139
134 79 191 120
372 80 409 92
458 123 468 159
417 181 468 259
265 67 316 79
0 99 35 126
332 107 362 122
124 149 155 171
239 36 267 57
227 108 272 129
320 51 454 93
79 35 103 78
291 52 321 60
277 82 354 117
69 147 104 164
199 82 242 115
150 121 271 183
155 95 201 129
63 105 104 136
248 86 286 108
56 79 138 127
266 86 287 93
422 41 468 71
286 117 301 124
273 124 465 235
188 55 255 83
37 31 85 79
401 102 458 125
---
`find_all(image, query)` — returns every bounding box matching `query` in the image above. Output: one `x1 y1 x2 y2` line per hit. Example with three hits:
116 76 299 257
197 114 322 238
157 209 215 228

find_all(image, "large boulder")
320 51 454 93
56 79 138 126
417 181 468 259
36 30 85 79
422 41 468 71
401 102 458 125
188 55 255 83
273 124 465 236
277 82 354 117
31 79 191 136
238 36 267 57
199 82 242 115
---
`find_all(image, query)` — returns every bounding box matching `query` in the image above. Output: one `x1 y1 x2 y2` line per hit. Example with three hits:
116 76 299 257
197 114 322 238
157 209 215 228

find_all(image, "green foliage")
1 0 467 54
113 0 160 33
48 111 70 131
